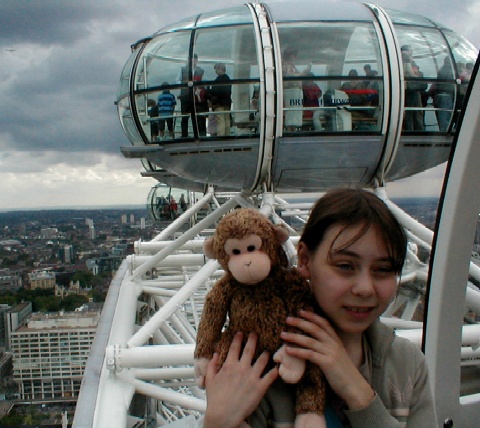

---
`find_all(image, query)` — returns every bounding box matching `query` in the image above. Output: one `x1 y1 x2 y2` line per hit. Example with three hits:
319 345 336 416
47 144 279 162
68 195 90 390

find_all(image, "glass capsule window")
131 21 259 143
140 32 191 89
118 4 478 146
394 25 477 133
117 45 145 145
118 95 143 145
192 25 259 138
277 22 383 133
396 26 453 132
117 48 138 99
445 31 477 122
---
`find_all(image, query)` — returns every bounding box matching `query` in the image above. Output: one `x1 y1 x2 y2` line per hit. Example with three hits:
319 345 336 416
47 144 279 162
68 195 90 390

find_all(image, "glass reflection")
152 18 196 35
384 8 436 27
397 27 458 132
445 31 477 124
118 97 143 145
195 6 253 28
186 24 259 139
141 32 191 88
118 49 138 98
277 22 383 133
194 27 259 79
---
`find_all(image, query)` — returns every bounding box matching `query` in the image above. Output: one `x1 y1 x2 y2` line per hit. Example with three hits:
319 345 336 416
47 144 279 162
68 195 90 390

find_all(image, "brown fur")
194 208 326 417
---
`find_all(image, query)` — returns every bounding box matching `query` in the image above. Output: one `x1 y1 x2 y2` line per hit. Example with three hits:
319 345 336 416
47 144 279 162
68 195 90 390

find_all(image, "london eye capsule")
117 1 477 193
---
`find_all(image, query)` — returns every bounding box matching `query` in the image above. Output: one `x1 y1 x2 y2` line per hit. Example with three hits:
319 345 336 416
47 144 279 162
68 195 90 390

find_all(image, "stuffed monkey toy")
194 208 326 428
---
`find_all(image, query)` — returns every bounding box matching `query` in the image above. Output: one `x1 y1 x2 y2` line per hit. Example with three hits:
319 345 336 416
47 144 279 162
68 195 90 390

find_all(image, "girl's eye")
375 265 396 275
336 262 353 271
247 245 256 252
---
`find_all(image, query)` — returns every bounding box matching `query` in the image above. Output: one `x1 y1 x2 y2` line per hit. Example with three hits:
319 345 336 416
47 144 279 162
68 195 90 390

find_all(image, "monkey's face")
224 234 272 285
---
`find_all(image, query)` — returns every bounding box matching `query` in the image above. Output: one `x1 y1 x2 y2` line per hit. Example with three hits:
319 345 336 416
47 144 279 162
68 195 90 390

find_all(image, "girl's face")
297 223 398 337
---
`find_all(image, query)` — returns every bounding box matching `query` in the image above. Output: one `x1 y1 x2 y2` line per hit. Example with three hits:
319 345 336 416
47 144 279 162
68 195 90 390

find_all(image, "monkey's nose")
245 261 252 267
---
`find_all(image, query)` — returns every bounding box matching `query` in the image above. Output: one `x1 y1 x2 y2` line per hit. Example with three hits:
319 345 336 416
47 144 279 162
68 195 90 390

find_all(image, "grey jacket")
246 319 437 427
344 319 438 427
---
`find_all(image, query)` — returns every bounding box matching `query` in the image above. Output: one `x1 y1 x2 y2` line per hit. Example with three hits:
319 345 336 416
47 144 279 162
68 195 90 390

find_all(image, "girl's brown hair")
300 188 407 273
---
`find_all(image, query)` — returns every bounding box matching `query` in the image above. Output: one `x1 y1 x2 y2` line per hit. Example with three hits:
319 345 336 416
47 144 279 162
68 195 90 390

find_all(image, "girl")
201 188 437 428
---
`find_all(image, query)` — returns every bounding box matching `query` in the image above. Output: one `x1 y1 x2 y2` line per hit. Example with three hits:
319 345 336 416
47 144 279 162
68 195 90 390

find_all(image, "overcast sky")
0 0 478 210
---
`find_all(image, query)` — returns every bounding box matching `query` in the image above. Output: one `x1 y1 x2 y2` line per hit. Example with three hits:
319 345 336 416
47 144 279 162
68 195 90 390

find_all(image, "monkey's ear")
273 224 289 244
203 237 216 259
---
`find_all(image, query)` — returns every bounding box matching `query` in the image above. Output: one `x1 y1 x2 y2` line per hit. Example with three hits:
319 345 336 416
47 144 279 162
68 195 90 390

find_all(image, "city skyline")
1 0 478 210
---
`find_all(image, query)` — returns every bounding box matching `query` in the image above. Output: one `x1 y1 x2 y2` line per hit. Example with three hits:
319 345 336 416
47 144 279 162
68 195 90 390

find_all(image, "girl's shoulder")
368 320 424 366
378 334 434 423
390 333 425 367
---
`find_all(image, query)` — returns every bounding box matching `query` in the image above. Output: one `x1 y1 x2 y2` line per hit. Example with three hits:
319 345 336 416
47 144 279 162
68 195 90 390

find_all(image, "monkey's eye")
247 245 256 252
232 249 241 255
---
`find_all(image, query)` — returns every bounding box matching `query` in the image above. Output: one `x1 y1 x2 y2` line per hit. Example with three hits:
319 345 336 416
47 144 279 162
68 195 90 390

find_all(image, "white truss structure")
73 186 480 427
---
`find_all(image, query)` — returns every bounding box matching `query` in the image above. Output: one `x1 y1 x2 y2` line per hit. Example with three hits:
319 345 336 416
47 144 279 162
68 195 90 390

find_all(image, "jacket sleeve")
403 346 438 428
345 393 402 427
345 339 438 428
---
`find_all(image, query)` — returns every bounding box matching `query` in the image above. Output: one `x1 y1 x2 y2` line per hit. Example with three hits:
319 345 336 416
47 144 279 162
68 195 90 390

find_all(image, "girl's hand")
203 332 279 428
281 311 375 410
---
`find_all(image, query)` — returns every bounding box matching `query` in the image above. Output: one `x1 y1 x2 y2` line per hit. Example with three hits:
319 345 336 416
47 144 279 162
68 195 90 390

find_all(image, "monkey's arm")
284 268 318 316
194 276 232 359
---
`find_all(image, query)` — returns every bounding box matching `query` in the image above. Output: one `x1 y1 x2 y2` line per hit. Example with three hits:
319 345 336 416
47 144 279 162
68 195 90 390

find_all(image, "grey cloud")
0 23 130 153
0 150 123 175
0 71 124 153
0 0 124 48
0 0 247 156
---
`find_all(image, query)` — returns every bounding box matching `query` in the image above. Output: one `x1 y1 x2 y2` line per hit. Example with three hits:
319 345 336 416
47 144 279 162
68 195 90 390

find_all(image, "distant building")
140 217 146 229
0 351 13 388
39 227 59 239
3 302 33 350
0 269 22 293
55 281 90 299
97 256 122 274
28 270 56 290
121 214 128 224
59 244 75 264
85 259 99 275
0 239 22 250
11 309 100 401
0 304 9 350
85 255 122 276
18 223 26 235
130 214 135 224
111 243 128 257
